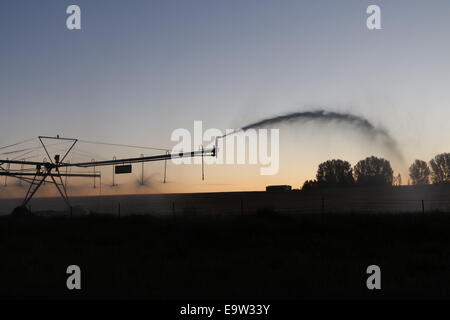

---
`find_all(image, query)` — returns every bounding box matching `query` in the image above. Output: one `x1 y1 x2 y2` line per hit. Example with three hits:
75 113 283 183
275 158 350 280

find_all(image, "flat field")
1 210 450 299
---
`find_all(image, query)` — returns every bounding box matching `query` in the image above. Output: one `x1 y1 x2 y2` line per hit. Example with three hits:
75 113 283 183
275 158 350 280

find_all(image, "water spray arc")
220 109 403 162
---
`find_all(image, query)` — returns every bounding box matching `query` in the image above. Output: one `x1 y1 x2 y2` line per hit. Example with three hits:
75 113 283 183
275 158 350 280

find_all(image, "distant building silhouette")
266 185 292 192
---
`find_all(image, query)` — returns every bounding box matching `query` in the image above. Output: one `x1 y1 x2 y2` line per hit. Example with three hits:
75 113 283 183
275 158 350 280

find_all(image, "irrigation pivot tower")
0 136 215 210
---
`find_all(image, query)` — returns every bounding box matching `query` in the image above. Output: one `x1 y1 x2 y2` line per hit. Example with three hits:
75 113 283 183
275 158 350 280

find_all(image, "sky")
1 0 450 196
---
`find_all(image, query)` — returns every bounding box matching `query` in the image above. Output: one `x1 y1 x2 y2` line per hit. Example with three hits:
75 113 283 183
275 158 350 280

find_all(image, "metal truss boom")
0 136 215 211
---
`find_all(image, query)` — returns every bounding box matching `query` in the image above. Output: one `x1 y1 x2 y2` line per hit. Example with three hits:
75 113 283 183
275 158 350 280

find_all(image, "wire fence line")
111 198 450 216
1 196 448 216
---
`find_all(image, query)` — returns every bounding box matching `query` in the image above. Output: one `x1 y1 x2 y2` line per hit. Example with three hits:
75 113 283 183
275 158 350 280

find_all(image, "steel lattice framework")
0 136 215 209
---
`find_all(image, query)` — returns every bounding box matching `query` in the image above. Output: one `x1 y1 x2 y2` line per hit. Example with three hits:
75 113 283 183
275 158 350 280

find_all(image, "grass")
1 211 450 299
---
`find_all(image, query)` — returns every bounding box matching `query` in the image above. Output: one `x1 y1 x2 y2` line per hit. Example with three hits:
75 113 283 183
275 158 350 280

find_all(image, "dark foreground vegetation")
1 211 450 299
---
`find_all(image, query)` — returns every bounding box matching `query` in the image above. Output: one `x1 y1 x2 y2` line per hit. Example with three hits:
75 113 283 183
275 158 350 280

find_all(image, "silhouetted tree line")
409 153 450 185
302 153 450 190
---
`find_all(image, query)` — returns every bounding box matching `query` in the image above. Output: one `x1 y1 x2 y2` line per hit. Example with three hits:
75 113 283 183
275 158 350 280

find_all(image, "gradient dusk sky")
1 0 450 194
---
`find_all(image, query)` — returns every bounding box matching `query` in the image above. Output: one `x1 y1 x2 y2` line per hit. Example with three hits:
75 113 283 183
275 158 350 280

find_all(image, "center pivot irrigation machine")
0 136 216 212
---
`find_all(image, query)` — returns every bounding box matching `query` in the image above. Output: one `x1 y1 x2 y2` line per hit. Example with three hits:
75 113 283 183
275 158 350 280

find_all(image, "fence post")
321 197 325 216
422 200 425 214
172 202 175 217
70 206 73 218
240 199 244 216
118 203 121 218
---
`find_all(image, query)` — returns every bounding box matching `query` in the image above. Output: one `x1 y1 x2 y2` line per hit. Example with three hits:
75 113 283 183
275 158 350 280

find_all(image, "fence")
1 192 450 216
79 198 450 216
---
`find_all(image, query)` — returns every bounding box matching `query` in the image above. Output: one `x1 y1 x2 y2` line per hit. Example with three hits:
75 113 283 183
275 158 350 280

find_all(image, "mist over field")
1 185 449 217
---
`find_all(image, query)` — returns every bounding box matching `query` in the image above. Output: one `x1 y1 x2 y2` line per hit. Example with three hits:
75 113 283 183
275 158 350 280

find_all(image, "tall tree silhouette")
393 173 402 186
429 153 450 184
316 159 354 187
409 159 430 185
354 156 393 186
301 179 318 191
